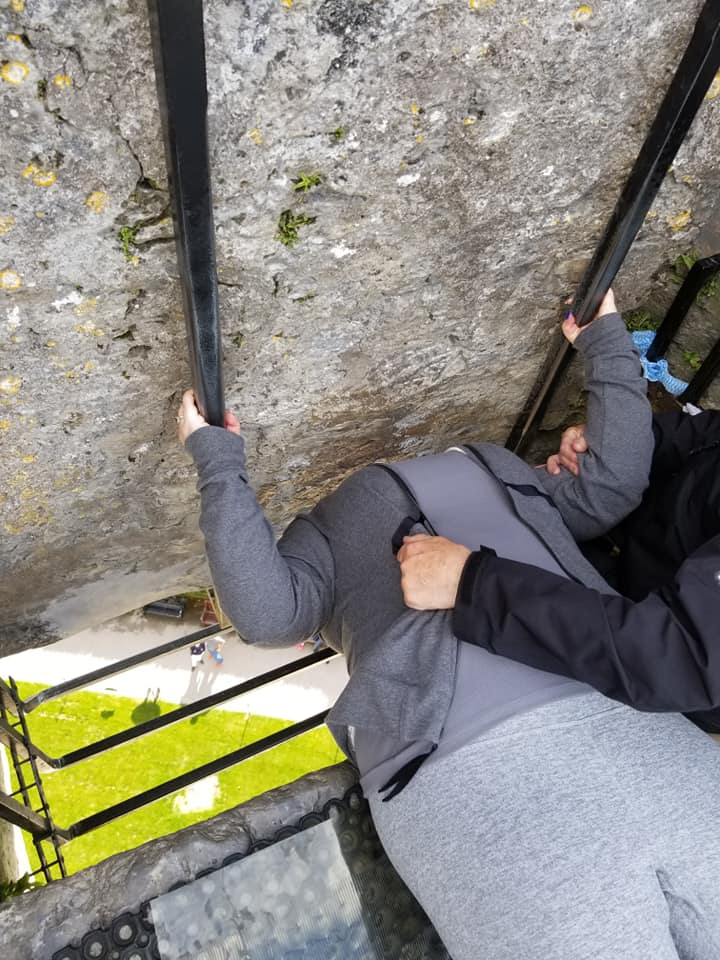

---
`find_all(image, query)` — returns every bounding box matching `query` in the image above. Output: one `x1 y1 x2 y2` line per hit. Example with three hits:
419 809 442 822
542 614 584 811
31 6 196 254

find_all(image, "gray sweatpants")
369 692 720 960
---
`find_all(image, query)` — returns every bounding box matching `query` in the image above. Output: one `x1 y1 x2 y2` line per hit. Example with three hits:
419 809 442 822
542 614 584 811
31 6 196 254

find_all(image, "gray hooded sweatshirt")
186 313 652 764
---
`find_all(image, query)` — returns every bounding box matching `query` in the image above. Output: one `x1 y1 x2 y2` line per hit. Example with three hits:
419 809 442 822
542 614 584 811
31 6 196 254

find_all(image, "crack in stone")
107 92 162 197
24 27 88 117
111 114 144 182
106 92 173 262
120 289 147 331
134 235 174 251
65 43 87 78
36 77 71 129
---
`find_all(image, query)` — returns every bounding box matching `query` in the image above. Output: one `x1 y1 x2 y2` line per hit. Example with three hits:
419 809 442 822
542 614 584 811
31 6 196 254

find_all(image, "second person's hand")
546 423 588 476
397 534 471 610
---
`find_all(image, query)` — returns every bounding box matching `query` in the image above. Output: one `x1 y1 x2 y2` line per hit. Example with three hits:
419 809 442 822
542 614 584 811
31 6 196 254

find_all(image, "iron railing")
507 0 720 454
146 0 225 425
647 253 720 405
0 677 66 882
0 625 339 881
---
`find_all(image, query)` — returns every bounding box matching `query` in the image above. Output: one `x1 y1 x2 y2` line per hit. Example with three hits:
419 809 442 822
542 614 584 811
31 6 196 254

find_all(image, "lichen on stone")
73 297 99 316
668 210 692 232
1 61 29 85
21 162 57 188
0 271 22 291
74 318 105 336
85 191 109 213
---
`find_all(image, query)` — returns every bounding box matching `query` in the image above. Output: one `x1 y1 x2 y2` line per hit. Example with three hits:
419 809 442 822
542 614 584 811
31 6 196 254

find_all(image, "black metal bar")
506 334 573 453
4 648 337 769
65 711 330 839
680 335 720 404
0 716 58 775
0 677 19 718
0 790 61 839
646 253 720 360
506 0 720 455
21 624 227 713
0 687 69 881
0 716 35 761
0 690 36 834
10 680 68 875
146 0 224 425
49 648 339 769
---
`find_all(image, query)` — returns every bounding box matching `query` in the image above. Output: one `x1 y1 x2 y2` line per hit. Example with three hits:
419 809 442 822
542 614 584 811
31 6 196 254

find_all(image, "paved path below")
0 611 348 721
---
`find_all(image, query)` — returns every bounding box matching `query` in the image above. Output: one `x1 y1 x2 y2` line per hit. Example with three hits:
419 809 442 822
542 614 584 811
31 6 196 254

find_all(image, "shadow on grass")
131 688 161 725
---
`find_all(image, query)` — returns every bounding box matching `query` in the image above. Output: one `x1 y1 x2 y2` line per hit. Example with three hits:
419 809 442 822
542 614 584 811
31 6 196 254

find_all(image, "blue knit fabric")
631 331 688 396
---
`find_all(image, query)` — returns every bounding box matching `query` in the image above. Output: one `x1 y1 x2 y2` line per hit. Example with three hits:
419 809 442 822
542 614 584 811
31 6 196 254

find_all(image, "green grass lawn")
11 681 343 879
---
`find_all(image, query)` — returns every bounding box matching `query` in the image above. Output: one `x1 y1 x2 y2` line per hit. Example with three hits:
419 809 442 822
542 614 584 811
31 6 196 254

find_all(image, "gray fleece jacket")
186 313 652 755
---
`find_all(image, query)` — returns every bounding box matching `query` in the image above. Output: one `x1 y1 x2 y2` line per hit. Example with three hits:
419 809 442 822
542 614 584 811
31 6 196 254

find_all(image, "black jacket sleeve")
651 410 720 477
452 533 720 713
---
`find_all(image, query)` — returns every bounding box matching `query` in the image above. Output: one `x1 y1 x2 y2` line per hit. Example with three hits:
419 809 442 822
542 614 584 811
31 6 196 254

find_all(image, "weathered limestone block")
0 761 358 960
1 0 719 652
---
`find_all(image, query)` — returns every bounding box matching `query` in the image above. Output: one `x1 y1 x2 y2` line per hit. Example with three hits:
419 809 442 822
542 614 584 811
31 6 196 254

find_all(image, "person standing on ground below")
190 640 206 671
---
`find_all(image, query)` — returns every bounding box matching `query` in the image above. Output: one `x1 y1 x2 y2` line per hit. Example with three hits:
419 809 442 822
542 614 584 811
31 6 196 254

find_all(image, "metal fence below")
0 626 339 882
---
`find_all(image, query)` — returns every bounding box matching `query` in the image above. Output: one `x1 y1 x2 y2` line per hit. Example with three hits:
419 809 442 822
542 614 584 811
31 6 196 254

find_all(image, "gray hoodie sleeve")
185 426 334 647
538 312 653 541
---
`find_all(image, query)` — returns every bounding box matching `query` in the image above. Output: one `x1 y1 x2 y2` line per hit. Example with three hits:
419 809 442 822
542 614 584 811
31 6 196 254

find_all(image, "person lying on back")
179 291 720 960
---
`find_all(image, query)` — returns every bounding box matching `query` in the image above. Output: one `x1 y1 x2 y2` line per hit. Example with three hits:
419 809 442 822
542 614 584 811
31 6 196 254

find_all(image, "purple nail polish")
565 310 572 320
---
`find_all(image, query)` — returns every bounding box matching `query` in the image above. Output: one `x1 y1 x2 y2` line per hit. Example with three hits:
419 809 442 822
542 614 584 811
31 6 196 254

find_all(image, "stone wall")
2 0 719 653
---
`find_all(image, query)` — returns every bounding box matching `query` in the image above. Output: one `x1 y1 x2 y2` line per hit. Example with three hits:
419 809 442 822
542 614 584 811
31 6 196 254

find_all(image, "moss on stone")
624 308 661 333
275 210 316 247
118 225 139 262
683 349 702 371
671 250 720 299
291 172 322 193
0 874 34 904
